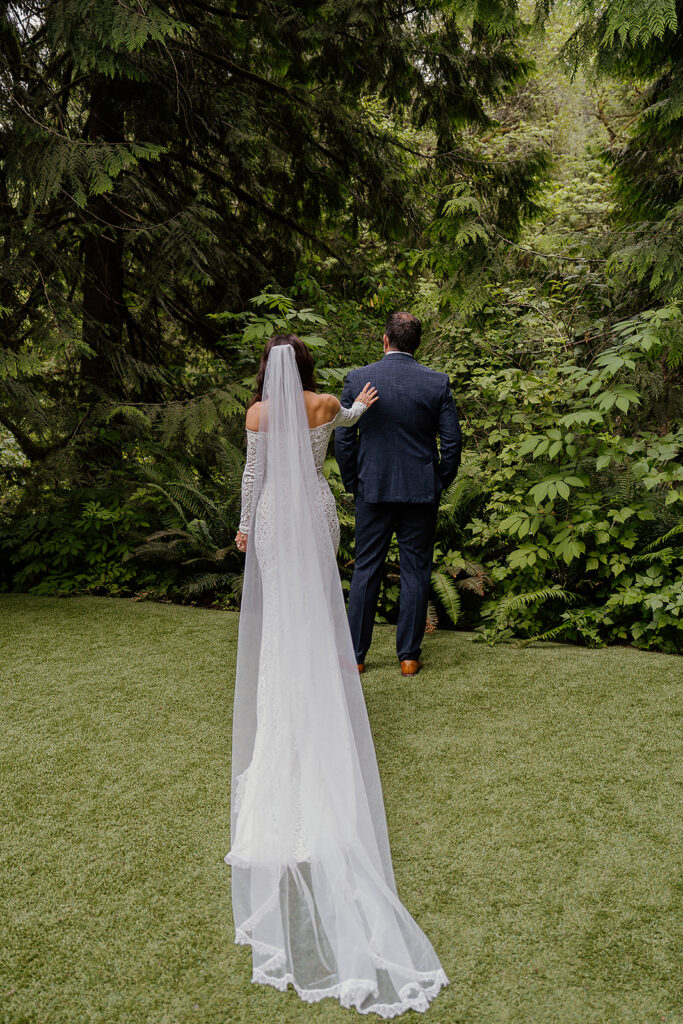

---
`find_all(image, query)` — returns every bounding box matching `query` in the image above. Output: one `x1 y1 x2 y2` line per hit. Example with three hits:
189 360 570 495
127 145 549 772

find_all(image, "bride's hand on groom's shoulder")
355 383 378 407
235 530 248 553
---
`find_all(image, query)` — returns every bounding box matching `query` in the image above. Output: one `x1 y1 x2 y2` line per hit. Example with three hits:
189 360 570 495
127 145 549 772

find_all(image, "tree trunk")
80 73 125 399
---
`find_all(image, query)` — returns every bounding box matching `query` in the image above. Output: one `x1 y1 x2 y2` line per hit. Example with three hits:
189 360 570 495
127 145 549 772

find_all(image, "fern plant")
131 451 244 604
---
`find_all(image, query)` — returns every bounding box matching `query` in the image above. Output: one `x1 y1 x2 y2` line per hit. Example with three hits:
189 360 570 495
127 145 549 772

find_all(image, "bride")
226 334 448 1017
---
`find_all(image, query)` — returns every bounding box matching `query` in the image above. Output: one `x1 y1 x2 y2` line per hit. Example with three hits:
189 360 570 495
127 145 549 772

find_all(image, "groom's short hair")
385 312 422 353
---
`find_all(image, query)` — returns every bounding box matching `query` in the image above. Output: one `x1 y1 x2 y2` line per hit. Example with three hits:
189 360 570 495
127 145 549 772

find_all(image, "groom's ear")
382 333 389 352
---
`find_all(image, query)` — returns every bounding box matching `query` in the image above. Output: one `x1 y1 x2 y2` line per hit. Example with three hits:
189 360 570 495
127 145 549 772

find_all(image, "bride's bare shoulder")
249 393 339 430
305 391 340 426
245 402 261 431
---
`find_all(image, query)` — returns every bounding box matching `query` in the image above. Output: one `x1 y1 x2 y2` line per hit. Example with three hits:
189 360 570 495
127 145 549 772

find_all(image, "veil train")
225 345 448 1017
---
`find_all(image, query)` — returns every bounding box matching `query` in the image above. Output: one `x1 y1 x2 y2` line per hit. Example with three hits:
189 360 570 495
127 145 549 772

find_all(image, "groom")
335 312 462 677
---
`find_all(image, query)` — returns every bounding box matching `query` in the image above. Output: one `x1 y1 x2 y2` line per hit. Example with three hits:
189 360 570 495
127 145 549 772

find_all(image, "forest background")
0 0 680 653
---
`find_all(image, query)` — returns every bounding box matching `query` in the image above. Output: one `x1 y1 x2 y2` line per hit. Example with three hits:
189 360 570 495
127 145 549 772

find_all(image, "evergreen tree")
559 0 683 300
0 0 539 467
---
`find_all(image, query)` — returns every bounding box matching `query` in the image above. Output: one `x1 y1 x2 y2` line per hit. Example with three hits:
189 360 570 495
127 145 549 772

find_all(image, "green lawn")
1 595 681 1024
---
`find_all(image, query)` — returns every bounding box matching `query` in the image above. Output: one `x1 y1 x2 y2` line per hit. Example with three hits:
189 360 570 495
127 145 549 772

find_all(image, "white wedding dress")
225 345 448 1017
237 400 365 553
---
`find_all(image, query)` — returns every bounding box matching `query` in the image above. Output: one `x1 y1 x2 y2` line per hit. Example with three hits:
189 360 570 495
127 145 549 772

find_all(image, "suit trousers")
348 493 438 664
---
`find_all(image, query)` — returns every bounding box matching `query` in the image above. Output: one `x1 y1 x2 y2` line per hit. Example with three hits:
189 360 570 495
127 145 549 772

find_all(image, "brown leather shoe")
357 663 365 674
400 659 423 676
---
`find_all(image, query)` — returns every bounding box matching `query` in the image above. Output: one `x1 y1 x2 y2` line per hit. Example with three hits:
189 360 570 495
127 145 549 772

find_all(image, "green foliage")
430 569 462 626
403 3 682 653
0 495 157 597
607 202 683 300
131 457 244 605
556 0 683 304
0 0 680 656
1 0 536 480
0 427 26 470
429 302 682 652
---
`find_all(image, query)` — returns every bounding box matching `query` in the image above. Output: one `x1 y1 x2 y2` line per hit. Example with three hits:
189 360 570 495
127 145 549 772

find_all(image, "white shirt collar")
384 350 414 358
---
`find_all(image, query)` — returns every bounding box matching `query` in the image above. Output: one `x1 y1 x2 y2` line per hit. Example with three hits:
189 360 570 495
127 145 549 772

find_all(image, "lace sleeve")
331 400 366 428
238 430 258 534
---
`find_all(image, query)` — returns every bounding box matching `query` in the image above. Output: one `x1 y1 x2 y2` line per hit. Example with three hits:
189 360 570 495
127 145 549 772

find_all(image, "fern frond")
133 539 186 559
630 548 674 564
498 587 577 612
184 571 242 595
514 621 574 646
145 483 187 525
431 569 461 625
140 528 192 543
457 575 487 595
643 521 683 551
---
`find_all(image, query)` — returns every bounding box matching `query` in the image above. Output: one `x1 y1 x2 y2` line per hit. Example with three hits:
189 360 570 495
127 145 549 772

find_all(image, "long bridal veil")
225 344 448 1017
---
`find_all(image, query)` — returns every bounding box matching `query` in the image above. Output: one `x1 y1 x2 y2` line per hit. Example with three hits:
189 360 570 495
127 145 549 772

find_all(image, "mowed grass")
0 594 681 1024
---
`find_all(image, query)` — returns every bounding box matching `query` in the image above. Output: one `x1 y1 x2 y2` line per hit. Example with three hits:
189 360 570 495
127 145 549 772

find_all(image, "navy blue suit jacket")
334 352 462 503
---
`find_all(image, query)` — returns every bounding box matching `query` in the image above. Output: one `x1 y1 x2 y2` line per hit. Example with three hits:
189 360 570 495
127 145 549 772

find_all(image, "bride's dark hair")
249 334 316 406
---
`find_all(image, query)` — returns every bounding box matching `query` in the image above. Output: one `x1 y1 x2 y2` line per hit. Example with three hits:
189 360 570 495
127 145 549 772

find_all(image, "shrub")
432 304 682 652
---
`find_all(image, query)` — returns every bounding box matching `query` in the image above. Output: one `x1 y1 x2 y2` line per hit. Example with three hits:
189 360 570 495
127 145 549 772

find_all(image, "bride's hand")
355 383 378 407
235 530 248 553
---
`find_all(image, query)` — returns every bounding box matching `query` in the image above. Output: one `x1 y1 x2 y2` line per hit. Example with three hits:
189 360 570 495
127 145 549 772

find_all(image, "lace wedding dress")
225 346 448 1018
237 400 366 554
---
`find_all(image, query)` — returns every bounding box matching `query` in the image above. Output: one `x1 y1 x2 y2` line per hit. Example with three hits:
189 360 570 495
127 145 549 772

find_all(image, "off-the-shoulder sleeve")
330 400 366 428
238 430 258 534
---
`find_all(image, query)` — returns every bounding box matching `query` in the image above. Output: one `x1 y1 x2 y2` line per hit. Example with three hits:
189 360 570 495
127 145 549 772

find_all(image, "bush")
0 494 163 597
430 303 682 652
